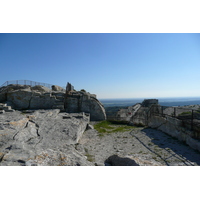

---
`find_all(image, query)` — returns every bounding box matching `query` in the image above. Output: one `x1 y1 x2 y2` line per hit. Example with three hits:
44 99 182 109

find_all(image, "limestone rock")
105 155 139 166
31 85 51 92
7 90 32 109
0 83 105 121
0 110 91 166
141 99 158 107
65 91 106 121
29 95 56 109
52 85 65 92
26 146 93 166
86 124 94 130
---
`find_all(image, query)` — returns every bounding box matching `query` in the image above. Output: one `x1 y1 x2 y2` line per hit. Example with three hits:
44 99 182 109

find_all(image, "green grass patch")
178 111 192 116
85 153 95 162
94 120 136 136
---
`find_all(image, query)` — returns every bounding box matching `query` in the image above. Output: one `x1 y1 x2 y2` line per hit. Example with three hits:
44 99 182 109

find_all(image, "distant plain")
100 97 200 107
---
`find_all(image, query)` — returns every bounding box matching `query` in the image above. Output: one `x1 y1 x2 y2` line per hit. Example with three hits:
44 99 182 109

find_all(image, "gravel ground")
77 124 200 166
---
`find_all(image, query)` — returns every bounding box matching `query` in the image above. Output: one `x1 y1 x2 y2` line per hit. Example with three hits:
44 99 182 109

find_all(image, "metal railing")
105 105 200 138
0 80 53 89
148 105 200 132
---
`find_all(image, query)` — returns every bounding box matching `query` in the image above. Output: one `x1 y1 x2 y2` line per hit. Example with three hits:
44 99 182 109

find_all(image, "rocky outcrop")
65 89 106 121
148 114 200 152
0 83 106 121
0 109 93 166
0 84 65 110
52 85 65 92
0 103 15 113
141 99 158 107
116 103 141 122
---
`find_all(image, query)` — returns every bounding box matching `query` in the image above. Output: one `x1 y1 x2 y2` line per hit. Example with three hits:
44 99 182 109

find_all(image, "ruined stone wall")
141 99 158 107
0 84 65 111
0 83 106 121
65 91 106 121
116 103 142 122
148 114 200 152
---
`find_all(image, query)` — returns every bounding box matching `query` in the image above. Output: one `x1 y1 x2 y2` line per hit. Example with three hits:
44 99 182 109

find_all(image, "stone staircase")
0 103 15 114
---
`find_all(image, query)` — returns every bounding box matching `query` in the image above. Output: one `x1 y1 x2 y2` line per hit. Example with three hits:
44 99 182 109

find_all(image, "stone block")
5 109 15 112
0 110 5 114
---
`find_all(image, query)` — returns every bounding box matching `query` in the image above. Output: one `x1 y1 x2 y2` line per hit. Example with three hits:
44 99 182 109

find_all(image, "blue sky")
1 33 200 99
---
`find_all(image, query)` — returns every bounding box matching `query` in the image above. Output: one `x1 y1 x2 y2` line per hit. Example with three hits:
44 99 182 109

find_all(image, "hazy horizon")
99 96 200 100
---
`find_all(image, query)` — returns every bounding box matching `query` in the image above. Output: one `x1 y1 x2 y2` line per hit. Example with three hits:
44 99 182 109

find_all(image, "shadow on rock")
105 155 139 166
142 128 200 165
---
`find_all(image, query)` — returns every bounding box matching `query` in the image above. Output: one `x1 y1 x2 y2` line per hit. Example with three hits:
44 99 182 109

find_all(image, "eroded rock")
0 110 91 166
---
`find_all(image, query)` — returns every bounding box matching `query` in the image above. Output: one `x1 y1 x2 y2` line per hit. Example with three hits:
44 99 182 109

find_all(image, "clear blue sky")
1 33 200 99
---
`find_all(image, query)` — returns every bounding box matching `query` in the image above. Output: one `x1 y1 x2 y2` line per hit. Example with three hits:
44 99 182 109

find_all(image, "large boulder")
105 155 139 166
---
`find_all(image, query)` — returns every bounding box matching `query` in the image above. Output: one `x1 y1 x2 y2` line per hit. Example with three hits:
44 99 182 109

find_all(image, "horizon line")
99 96 200 100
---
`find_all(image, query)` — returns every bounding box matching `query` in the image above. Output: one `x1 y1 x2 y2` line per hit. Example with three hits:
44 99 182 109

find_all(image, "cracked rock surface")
0 109 93 166
1 110 200 166
78 123 200 166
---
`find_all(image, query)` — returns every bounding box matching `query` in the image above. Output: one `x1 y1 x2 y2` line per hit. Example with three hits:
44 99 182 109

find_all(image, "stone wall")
130 107 149 126
0 84 65 111
65 90 106 121
148 114 200 152
141 99 158 107
116 103 142 122
0 83 106 121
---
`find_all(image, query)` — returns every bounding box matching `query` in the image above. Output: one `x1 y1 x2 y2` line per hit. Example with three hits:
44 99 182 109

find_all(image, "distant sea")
100 97 200 107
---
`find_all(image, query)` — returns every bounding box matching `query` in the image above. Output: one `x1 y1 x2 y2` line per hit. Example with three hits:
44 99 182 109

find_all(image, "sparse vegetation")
94 120 136 136
178 111 192 116
85 153 95 162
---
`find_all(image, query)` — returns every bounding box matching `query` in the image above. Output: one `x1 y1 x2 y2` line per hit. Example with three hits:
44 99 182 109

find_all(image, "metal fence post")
191 110 194 130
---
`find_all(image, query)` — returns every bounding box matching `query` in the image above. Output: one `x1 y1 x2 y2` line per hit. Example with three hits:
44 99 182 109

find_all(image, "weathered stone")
148 114 200 152
86 124 94 130
5 84 30 91
66 82 74 92
0 110 91 166
105 155 139 166
29 95 56 109
1 82 107 121
0 92 6 102
7 90 32 109
26 146 93 166
0 110 5 114
141 99 158 107
31 85 51 92
65 91 106 121
116 103 141 122
52 85 65 92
